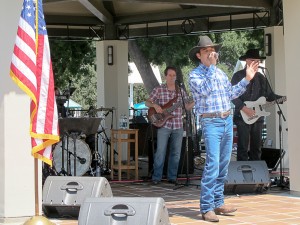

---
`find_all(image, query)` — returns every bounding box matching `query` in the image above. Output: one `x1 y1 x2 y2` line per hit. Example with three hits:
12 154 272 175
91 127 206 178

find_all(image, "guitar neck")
165 97 192 114
165 101 183 113
262 97 286 110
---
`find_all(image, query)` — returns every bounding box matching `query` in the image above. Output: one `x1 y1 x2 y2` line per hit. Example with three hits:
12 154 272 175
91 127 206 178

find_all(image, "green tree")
50 40 97 109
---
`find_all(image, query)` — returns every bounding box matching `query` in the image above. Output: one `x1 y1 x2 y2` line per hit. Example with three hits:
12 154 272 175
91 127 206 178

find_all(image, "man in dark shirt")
231 49 284 161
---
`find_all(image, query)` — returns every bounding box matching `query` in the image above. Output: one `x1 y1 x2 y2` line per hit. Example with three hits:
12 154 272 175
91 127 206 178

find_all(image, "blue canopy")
64 99 82 109
133 101 148 109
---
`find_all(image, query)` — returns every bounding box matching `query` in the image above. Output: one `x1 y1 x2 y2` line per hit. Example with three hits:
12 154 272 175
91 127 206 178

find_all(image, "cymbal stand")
93 131 103 176
98 124 112 175
88 130 104 177
69 131 82 176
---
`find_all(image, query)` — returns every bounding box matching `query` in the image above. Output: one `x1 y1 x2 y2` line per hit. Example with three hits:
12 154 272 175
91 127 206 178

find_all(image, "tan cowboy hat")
188 35 221 64
239 49 266 61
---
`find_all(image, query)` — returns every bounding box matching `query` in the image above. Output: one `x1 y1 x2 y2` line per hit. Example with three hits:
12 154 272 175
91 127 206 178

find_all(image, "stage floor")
38 156 297 225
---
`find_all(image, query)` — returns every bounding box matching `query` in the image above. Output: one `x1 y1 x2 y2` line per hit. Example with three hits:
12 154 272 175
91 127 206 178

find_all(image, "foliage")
50 40 97 109
132 84 149 103
136 35 198 67
71 65 97 109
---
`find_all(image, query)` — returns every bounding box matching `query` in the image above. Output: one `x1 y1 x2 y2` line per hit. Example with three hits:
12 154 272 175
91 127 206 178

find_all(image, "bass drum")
53 137 92 176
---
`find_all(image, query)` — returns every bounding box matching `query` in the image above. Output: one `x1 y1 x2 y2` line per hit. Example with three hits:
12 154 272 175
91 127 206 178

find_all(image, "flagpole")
34 158 39 216
24 158 54 225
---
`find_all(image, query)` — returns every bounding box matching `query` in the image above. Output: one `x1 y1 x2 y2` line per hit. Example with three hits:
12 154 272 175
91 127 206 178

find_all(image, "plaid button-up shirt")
189 64 249 115
148 84 187 129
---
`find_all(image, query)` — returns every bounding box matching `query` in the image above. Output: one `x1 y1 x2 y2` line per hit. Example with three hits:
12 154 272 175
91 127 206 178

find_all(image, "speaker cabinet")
129 123 154 157
224 161 270 194
78 197 170 225
42 176 113 218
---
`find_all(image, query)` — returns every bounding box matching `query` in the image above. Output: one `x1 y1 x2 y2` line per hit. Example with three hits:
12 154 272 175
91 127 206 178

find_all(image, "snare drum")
53 137 92 176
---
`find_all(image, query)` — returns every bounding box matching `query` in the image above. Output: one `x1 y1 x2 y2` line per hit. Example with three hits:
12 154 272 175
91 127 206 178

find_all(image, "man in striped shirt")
188 36 258 222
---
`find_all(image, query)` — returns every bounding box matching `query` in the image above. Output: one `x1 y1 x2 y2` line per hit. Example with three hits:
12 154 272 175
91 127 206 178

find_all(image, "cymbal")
96 107 115 111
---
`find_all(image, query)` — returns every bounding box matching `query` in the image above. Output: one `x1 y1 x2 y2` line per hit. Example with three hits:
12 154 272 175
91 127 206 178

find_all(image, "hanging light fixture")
107 45 113 65
265 33 272 56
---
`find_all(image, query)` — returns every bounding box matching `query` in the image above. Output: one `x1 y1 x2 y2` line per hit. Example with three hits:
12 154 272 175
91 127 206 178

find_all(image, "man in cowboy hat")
231 49 284 162
188 36 259 222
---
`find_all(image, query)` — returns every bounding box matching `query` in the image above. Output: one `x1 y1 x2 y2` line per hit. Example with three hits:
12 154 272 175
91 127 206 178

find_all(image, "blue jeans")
200 115 233 213
152 127 183 181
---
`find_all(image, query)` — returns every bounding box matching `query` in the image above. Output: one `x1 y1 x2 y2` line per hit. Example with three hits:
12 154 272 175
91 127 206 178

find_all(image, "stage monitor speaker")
261 148 285 171
224 161 270 194
42 176 113 218
78 197 170 225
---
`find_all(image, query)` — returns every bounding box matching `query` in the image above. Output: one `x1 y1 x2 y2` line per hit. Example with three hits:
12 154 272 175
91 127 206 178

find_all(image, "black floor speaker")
224 161 270 194
78 197 170 225
42 176 113 218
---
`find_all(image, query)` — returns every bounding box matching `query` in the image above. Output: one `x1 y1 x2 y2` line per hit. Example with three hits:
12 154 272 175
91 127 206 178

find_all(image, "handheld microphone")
213 52 219 59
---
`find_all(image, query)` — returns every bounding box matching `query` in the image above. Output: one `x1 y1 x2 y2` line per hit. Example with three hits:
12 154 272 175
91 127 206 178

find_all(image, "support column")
0 0 39 222
96 40 129 160
283 0 300 194
264 26 288 167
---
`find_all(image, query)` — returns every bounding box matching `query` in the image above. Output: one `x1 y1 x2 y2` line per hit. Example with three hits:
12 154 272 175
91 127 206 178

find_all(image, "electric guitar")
148 96 194 128
240 96 287 124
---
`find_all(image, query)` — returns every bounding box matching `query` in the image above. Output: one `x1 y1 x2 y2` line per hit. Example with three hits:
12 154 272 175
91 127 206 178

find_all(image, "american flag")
10 0 59 165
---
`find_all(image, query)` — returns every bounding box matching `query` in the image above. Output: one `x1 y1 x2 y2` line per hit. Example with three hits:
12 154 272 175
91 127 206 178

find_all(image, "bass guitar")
240 96 287 124
148 96 193 128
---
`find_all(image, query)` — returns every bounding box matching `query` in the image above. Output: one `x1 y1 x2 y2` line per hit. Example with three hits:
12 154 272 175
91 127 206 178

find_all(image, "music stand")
59 118 101 176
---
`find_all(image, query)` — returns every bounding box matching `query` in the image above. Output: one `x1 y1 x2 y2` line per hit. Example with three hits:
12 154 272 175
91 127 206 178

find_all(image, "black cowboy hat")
188 35 221 64
239 49 266 61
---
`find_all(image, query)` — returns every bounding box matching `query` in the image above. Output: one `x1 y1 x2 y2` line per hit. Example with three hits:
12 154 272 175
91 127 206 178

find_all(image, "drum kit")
43 106 116 179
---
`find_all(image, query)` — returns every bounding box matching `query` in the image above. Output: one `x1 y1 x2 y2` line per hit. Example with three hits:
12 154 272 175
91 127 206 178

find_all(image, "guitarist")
231 49 285 161
145 66 194 185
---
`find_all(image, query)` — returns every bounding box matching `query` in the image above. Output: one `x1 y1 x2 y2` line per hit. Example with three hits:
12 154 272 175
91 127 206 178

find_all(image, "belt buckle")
220 111 228 118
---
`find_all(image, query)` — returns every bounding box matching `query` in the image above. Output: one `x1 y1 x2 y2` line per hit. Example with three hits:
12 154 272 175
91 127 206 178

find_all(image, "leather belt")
201 110 231 118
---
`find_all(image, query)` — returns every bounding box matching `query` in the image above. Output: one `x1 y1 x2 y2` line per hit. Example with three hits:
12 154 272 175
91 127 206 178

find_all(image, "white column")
264 26 288 166
0 0 39 222
283 0 300 194
96 40 129 160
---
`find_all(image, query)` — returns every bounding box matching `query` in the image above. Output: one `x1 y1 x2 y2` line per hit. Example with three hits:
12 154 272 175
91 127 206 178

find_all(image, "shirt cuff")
240 78 250 87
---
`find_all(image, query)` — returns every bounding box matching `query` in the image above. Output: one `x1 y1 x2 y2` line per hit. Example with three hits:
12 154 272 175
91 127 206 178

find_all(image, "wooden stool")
110 129 139 181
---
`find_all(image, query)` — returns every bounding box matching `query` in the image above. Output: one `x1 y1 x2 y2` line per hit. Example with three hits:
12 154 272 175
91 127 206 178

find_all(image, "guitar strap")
175 85 180 102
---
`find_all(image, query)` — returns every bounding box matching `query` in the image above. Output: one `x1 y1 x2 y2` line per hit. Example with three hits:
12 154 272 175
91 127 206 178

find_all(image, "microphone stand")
174 81 199 190
260 67 288 189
